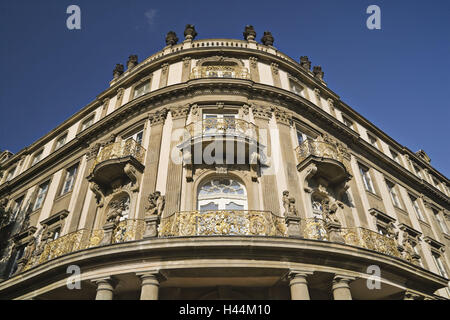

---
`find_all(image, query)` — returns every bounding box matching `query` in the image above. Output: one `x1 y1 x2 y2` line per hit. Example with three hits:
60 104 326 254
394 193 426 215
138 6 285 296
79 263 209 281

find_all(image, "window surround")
131 75 152 100
389 148 402 166
56 162 80 199
30 178 52 213
369 208 397 236
78 113 96 133
424 236 448 275
287 75 307 98
359 164 376 194
385 179 403 209
342 115 357 132
367 132 380 150
6 166 16 182
39 210 69 242
31 149 44 167
11 195 25 220
408 194 426 222
52 132 68 152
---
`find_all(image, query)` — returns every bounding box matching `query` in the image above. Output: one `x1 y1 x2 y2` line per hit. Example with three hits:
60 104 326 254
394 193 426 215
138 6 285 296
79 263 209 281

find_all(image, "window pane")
33 182 49 210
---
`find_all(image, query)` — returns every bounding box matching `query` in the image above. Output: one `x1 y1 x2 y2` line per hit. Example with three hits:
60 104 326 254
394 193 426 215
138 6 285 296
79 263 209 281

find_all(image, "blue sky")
0 0 449 177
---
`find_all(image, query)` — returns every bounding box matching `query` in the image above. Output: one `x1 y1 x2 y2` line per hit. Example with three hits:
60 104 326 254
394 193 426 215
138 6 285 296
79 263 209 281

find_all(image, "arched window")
197 178 247 211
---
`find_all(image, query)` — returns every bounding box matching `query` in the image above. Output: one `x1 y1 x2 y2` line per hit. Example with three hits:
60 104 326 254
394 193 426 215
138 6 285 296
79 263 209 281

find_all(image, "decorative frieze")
170 105 190 120
251 104 272 120
271 106 292 126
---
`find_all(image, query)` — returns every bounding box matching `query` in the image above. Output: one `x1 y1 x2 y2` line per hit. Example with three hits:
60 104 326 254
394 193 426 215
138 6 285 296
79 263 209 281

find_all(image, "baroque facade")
0 25 449 300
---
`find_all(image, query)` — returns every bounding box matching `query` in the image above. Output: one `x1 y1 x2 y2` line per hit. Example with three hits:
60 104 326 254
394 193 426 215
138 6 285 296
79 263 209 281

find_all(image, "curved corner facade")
0 25 449 300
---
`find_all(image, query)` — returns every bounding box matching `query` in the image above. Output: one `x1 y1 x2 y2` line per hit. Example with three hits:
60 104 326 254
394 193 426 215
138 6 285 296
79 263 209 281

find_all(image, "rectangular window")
409 195 425 221
433 209 449 234
413 165 422 179
386 180 401 208
360 165 375 193
31 150 43 166
6 167 16 181
55 134 67 150
33 181 49 211
12 196 24 219
81 115 94 131
342 116 354 129
432 178 442 191
290 80 304 97
390 149 400 164
134 81 150 99
9 245 26 277
125 130 144 146
296 129 305 145
432 254 448 278
367 134 378 148
61 165 78 196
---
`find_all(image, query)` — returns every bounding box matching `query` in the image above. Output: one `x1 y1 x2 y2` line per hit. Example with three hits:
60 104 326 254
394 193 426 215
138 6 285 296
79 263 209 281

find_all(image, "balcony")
22 219 145 272
189 66 250 80
180 118 261 166
301 217 401 258
158 210 287 237
88 139 146 187
15 215 412 277
295 138 351 185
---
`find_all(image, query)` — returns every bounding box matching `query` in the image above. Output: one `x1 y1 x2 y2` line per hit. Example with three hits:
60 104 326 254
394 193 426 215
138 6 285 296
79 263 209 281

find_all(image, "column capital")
91 276 118 287
136 269 166 283
332 274 356 292
288 270 313 280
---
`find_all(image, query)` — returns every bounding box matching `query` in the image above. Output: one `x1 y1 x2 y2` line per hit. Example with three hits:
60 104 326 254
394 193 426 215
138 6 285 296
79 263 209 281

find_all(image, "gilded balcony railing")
159 210 287 237
341 227 402 258
300 217 402 259
301 217 329 241
19 217 405 275
22 219 145 272
91 139 146 172
295 139 344 164
184 118 258 141
190 66 250 80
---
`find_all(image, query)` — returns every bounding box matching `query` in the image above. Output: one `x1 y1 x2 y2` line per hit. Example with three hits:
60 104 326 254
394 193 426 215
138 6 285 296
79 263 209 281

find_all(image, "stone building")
0 25 449 300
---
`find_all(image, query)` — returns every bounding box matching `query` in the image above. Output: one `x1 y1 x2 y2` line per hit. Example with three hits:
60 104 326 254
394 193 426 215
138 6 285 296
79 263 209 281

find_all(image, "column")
164 105 190 216
137 270 166 300
138 109 168 217
332 275 355 300
92 277 117 300
289 270 312 300
273 107 303 218
252 105 280 214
